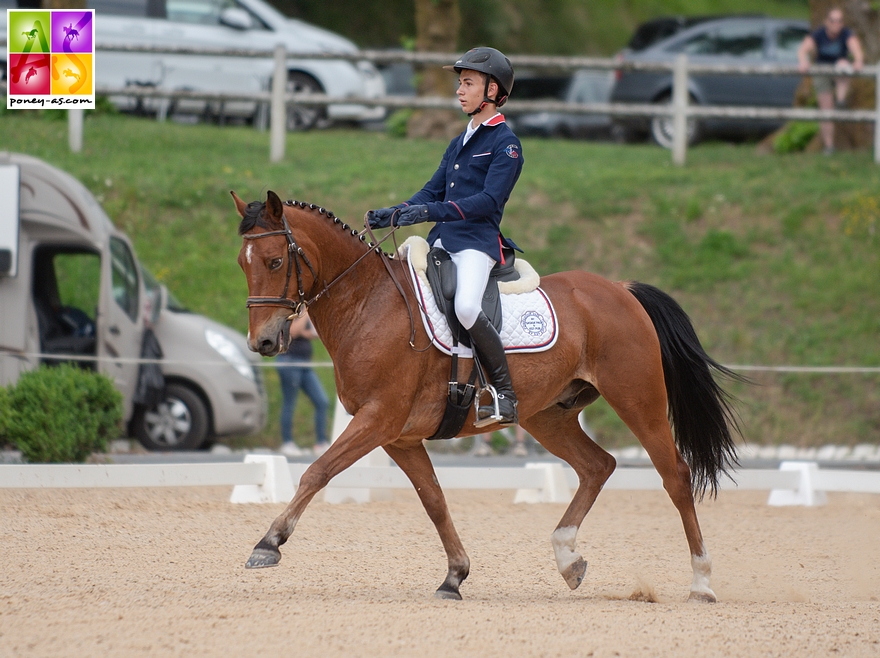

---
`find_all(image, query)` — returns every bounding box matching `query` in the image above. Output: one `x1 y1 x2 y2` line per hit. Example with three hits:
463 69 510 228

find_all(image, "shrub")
773 121 819 154
3 364 123 463
385 108 414 138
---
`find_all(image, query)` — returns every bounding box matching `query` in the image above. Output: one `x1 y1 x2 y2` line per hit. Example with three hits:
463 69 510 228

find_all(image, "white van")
0 152 266 450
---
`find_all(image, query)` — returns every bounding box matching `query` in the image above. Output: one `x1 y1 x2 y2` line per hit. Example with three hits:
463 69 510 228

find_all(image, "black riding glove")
366 207 396 229
395 205 430 227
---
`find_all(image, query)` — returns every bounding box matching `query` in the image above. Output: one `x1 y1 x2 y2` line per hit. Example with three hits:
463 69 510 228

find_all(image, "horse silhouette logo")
25 67 38 84
63 24 80 43
22 28 39 40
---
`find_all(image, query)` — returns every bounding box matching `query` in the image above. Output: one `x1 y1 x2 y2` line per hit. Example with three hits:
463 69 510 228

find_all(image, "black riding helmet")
444 47 514 116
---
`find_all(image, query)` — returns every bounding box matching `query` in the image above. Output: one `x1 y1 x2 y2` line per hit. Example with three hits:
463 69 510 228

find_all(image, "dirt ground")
1 485 879 658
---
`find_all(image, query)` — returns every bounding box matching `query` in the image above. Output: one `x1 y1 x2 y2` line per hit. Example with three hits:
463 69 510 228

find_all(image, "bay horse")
234 190 741 603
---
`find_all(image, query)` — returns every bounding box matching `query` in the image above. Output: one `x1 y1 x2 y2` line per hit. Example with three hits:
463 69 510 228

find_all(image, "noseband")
242 213 317 315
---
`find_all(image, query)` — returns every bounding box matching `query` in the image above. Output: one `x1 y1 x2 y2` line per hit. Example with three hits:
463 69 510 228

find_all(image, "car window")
672 23 765 59
570 73 611 103
166 0 264 28
775 26 809 62
110 237 140 322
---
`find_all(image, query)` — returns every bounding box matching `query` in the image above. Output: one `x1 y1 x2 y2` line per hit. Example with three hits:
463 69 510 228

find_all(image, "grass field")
1 112 877 450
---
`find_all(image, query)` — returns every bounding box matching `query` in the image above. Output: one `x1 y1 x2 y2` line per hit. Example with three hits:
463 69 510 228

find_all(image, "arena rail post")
269 44 286 163
68 109 83 153
875 66 880 165
767 461 827 507
672 54 689 166
230 454 296 504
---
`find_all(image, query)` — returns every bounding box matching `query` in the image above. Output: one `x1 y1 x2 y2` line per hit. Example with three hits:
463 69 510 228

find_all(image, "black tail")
626 281 745 499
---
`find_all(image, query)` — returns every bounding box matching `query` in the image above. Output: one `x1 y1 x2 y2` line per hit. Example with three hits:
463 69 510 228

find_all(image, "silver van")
0 152 266 450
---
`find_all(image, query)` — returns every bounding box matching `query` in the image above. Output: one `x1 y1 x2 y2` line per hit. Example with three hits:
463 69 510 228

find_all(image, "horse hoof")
245 548 281 569
434 586 462 601
688 590 717 603
561 556 587 590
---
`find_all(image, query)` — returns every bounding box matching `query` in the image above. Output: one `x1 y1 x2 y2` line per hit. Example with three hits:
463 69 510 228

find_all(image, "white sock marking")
690 551 713 595
551 526 580 573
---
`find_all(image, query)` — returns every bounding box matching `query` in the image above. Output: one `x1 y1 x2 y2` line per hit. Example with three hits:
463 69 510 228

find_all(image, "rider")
366 47 523 426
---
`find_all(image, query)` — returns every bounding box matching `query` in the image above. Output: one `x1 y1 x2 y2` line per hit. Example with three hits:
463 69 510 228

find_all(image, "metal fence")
3 45 879 163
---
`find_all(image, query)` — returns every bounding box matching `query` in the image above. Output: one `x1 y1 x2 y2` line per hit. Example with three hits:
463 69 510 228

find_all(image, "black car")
610 16 810 147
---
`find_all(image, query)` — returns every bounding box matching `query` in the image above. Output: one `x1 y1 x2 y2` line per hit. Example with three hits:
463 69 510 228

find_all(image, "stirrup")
474 385 516 428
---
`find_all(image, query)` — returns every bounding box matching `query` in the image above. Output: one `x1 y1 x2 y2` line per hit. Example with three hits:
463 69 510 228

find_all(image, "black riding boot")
467 312 518 426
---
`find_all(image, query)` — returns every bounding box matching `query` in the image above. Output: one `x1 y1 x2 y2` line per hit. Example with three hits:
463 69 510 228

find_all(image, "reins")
242 202 426 349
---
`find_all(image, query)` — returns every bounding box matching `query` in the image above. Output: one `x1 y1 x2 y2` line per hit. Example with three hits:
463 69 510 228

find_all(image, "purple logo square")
51 11 94 54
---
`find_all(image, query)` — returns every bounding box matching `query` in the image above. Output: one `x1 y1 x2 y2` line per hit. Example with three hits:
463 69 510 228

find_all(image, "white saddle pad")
399 237 558 358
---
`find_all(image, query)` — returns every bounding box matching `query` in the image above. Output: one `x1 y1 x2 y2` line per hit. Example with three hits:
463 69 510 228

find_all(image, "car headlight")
205 328 254 382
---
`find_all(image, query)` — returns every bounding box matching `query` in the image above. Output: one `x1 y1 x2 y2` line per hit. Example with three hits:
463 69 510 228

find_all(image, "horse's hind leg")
520 407 617 591
383 441 470 600
599 375 716 602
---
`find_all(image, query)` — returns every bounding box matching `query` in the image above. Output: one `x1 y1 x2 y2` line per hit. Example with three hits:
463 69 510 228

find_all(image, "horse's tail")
625 281 744 499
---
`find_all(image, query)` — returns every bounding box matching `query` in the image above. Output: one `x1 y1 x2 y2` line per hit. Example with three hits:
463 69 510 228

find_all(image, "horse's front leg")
383 441 470 600
246 405 401 569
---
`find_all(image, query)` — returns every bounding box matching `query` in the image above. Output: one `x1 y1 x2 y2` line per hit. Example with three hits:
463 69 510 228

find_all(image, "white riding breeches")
434 240 496 330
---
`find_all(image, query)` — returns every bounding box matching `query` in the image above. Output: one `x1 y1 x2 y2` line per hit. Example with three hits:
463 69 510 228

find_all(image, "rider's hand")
395 205 430 227
366 207 396 229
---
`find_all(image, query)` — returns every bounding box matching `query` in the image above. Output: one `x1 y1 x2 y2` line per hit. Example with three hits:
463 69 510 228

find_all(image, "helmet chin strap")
467 77 497 117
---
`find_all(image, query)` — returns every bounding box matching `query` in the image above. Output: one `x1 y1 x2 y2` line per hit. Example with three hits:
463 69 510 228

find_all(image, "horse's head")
234 190 315 356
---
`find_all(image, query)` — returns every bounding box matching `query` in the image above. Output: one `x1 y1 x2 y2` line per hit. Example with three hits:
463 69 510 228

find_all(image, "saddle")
423 246 520 349
423 245 520 440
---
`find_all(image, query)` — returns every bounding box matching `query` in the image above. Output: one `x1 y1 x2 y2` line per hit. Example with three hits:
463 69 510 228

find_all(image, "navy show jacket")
405 114 523 261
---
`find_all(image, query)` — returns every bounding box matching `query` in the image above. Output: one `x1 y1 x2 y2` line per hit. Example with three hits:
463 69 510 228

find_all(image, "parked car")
610 16 810 147
0 153 266 451
621 15 763 54
509 70 614 139
0 0 386 129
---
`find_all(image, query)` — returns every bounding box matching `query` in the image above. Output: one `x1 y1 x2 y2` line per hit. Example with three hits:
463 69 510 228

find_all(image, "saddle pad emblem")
521 311 547 336
403 243 558 358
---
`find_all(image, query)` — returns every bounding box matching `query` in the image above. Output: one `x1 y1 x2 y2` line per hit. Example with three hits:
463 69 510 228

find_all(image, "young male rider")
366 47 523 426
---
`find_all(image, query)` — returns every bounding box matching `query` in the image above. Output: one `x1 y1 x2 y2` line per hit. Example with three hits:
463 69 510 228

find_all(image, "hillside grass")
1 112 877 450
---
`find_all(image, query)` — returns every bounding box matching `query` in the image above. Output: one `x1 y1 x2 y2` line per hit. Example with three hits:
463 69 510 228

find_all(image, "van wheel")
132 383 209 451
285 72 325 131
650 92 701 149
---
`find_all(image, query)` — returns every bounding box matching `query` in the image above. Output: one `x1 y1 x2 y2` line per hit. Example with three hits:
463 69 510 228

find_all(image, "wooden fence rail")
2 46 877 163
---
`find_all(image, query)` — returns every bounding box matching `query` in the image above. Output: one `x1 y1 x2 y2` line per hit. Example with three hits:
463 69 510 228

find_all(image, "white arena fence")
1 46 877 164
1 455 879 507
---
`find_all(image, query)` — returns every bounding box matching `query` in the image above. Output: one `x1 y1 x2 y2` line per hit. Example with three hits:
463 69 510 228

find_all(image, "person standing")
276 313 330 457
797 7 864 155
366 47 524 427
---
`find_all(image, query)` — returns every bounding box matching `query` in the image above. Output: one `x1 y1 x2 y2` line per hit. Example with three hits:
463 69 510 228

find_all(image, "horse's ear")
265 190 284 226
230 190 247 218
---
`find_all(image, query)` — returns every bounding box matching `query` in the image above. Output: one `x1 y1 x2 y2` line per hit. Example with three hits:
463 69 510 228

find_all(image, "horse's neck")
300 217 406 356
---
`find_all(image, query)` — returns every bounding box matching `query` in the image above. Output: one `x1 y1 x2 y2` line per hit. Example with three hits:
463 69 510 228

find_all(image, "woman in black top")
797 7 864 154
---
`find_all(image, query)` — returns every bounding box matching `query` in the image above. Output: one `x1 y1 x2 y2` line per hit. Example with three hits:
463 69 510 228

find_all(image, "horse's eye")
269 258 284 270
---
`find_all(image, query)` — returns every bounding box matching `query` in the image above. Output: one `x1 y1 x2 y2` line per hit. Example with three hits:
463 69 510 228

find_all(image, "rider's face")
824 10 844 37
456 71 497 115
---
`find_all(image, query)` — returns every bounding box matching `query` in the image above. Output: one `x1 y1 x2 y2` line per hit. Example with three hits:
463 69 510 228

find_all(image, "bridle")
241 212 316 315
241 205 423 348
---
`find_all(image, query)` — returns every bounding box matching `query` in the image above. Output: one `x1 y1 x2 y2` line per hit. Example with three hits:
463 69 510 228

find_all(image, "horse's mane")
238 198 374 245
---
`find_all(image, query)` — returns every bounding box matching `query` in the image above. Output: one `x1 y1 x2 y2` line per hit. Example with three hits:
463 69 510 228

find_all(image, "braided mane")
238 197 376 247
